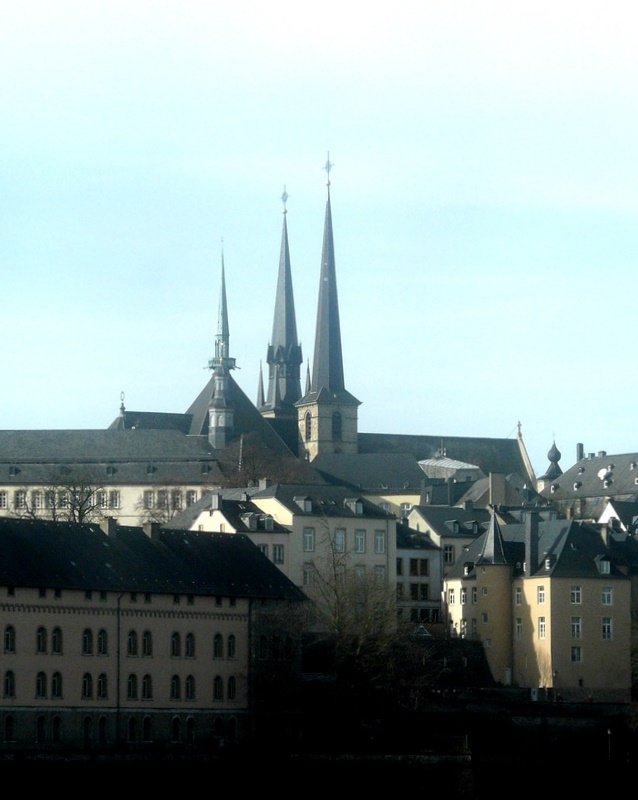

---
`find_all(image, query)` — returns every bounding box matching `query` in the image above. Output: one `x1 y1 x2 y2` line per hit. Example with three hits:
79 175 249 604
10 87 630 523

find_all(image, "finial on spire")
281 186 288 215
119 391 125 415
517 420 522 438
324 151 333 188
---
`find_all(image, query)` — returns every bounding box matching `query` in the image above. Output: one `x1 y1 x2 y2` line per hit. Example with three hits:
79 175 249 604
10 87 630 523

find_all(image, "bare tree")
11 468 108 524
135 486 188 525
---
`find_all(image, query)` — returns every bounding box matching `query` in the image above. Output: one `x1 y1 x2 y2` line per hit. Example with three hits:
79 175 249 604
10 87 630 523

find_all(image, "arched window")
3 670 15 698
127 674 138 700
305 412 312 442
171 716 180 742
51 671 63 699
185 675 195 700
98 716 108 744
142 674 153 700
4 715 15 742
127 716 137 742
186 716 195 744
142 630 153 657
332 411 342 441
36 626 47 654
97 673 108 699
81 673 93 699
4 625 16 654
213 675 223 701
127 630 138 657
185 632 195 658
170 674 181 700
82 628 93 656
51 627 63 655
227 634 236 659
35 671 47 698
227 675 237 701
142 715 152 742
170 632 181 657
97 629 108 656
52 716 62 743
213 633 223 658
35 715 46 743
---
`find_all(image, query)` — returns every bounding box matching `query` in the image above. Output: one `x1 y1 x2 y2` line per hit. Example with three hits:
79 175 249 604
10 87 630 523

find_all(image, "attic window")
8 465 17 477
106 465 115 476
201 464 210 474
631 462 637 470
577 466 585 474
146 464 155 474
603 479 612 489
635 477 638 486
599 560 611 575
550 484 558 494
573 481 582 491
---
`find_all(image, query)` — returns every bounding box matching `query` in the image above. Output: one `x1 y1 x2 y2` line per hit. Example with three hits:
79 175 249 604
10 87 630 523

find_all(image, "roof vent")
631 462 637 470
603 479 613 488
577 466 585 475
598 451 607 458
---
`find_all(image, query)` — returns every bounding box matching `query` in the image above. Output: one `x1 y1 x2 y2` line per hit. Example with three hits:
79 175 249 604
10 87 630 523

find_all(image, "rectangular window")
354 565 365 581
443 545 455 565
31 491 43 510
257 544 268 557
399 502 412 517
419 583 429 601
302 562 314 586
602 586 613 606
354 529 366 554
396 558 403 576
143 490 154 510
171 490 182 510
602 617 613 640
109 490 120 509
410 583 419 601
571 616 582 639
186 490 197 506
374 530 386 555
460 588 467 605
334 529 346 553
570 585 582 605
396 583 404 600
0 491 7 509
448 588 455 605
14 490 26 509
472 586 477 604
57 491 68 508
302 527 315 552
410 558 429 577
273 544 284 564
537 585 545 604
96 491 107 509
471 618 478 635
481 612 488 624
571 646 582 663
482 587 488 597
374 565 386 582
538 616 546 639
515 618 522 639
157 490 168 509
45 491 56 509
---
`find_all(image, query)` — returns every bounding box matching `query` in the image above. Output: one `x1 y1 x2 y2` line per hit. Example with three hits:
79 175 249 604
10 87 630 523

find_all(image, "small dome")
547 441 561 463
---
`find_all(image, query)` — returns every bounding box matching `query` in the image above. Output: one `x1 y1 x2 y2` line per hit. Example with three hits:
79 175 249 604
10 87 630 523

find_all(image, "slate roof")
357 433 535 484
540 451 638 503
396 521 440 552
410 505 492 540
0 429 224 486
169 490 290 535
312 452 428 491
249 482 394 519
0 517 303 600
446 518 625 582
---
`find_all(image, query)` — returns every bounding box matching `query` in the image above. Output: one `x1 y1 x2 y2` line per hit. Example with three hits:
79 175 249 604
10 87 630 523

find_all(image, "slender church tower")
207 252 236 449
295 157 360 460
259 190 303 454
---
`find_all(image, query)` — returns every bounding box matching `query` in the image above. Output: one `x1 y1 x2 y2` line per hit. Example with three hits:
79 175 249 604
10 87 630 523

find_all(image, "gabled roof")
541 451 638 502
409 505 492 540
312 452 427 492
249 482 394 519
0 517 303 600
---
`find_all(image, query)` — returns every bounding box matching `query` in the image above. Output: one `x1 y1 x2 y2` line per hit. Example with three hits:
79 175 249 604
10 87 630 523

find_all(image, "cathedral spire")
209 248 236 372
264 188 302 410
256 361 265 408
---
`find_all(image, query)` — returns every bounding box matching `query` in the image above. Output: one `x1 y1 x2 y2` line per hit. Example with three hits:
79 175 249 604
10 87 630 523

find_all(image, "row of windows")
5 626 237 659
527 616 614 641
256 543 285 564
396 558 430 577
302 562 386 586
2 713 236 745
521 585 614 606
302 528 386 555
3 671 237 702
396 583 430 601
3 490 121 511
142 489 198 510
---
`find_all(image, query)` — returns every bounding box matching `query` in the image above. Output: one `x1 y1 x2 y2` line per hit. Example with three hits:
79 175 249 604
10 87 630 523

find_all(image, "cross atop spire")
324 152 333 192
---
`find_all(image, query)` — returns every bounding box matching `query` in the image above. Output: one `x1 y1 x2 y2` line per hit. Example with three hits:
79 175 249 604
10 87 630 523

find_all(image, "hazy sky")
2 1 638 477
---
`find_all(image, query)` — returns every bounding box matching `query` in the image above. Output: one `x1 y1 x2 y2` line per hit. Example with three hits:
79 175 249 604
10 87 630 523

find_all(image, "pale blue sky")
2 1 638 477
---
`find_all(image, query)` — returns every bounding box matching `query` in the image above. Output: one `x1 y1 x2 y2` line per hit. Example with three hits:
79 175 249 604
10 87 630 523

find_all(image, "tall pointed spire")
209 248 236 372
264 188 302 410
256 362 265 408
478 508 508 565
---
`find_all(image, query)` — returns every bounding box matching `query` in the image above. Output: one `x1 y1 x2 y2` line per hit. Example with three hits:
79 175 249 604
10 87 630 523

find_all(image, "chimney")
100 517 119 538
524 511 539 577
489 473 506 507
210 493 222 510
576 443 584 461
259 477 272 491
143 521 162 540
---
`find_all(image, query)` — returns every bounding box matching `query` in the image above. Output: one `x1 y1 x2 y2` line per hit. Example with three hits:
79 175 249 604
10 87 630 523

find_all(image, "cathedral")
0 165 536 526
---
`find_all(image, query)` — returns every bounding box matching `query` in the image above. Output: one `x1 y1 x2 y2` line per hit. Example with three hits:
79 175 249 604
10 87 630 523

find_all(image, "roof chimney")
524 510 539 577
576 442 584 461
100 517 119 538
211 493 222 510
143 521 162 540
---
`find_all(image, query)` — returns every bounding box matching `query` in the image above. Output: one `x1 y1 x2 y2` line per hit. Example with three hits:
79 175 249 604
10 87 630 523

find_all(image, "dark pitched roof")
0 517 303 600
541 451 638 502
410 505 492 539
357 433 535 484
249 482 394 519
396 521 439 551
312 452 427 491
109 411 193 433
169 492 289 534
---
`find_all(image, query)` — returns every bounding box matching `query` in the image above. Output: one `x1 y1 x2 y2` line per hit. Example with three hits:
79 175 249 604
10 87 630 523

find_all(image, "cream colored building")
444 511 631 702
0 516 304 752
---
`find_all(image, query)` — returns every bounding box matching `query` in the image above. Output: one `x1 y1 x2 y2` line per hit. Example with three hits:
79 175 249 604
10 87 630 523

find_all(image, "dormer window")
573 481 582 490
345 498 363 515
599 559 611 575
294 496 312 513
